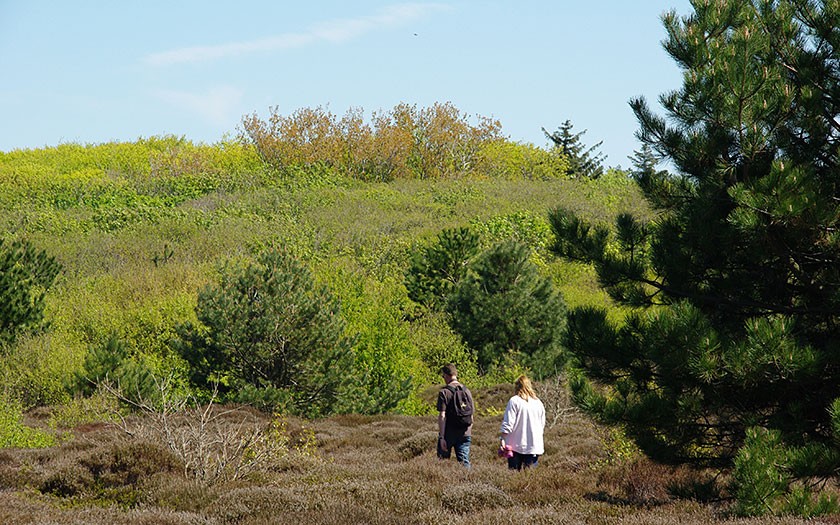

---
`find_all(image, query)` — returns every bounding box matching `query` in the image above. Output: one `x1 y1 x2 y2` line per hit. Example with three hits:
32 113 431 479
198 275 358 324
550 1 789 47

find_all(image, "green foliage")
476 140 570 180
0 239 61 346
627 143 668 195
731 426 840 517
732 427 790 516
783 484 839 518
542 120 605 179
324 266 415 415
0 333 76 408
406 311 478 384
0 397 55 448
470 211 554 258
405 226 480 311
47 392 119 430
552 0 840 515
446 240 566 376
175 248 354 417
0 107 649 421
74 333 158 406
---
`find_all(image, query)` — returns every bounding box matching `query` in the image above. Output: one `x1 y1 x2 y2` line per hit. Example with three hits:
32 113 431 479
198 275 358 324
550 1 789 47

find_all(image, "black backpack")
445 384 474 427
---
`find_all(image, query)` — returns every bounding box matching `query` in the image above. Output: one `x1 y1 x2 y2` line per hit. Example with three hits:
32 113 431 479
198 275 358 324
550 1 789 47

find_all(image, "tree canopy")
550 0 840 511
542 119 606 179
0 239 61 347
446 240 566 376
175 248 354 417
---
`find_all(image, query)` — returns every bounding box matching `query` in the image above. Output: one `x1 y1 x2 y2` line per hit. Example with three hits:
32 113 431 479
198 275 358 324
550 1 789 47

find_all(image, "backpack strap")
444 384 460 412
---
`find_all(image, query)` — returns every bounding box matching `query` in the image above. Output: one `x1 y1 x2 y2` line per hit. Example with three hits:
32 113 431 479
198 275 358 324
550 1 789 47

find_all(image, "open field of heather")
0 381 824 525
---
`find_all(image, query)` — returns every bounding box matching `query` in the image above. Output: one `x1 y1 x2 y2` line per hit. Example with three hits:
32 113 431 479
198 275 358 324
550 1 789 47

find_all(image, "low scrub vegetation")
0 126 644 419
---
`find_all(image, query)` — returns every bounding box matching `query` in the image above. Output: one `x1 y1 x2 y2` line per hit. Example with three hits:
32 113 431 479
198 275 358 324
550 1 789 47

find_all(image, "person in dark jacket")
436 363 474 467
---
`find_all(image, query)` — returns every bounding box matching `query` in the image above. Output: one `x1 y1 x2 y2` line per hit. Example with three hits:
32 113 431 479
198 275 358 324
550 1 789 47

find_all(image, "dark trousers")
508 451 538 470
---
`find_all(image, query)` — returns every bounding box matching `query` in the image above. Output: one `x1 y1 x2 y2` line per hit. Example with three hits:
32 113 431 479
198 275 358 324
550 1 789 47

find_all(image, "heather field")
0 381 823 525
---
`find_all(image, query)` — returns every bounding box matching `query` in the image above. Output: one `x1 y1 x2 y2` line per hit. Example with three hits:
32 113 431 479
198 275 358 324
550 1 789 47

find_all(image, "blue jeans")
438 435 471 468
508 452 538 470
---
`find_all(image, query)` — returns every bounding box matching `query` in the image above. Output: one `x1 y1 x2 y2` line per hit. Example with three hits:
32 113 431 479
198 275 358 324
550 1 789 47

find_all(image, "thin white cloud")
154 86 244 126
144 3 450 67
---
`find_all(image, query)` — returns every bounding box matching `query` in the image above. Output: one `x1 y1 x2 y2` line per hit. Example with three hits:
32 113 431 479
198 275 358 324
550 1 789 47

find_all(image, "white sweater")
499 395 546 455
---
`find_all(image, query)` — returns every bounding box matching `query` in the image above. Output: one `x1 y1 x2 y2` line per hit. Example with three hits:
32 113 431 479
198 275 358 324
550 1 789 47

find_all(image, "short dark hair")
441 363 458 377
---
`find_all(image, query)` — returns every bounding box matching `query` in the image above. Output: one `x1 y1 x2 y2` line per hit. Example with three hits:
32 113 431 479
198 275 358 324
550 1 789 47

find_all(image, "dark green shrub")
542 119 605 179
405 226 480 311
446 240 566 376
175 247 354 417
733 427 790 516
733 426 840 518
0 239 61 346
74 333 157 407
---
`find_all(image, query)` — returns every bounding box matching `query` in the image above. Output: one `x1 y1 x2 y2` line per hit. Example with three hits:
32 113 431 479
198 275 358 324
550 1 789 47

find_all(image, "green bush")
470 211 554 263
0 334 77 407
0 238 62 346
446 240 566 376
0 397 55 448
0 134 649 423
74 333 158 406
477 140 570 180
324 267 415 414
733 427 790 516
405 226 480 311
175 247 355 417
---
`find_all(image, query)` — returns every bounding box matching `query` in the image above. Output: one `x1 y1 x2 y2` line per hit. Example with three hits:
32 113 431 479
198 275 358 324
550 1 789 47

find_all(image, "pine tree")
175 248 354 417
446 240 566 376
542 119 606 179
550 0 840 497
405 227 480 311
0 239 61 347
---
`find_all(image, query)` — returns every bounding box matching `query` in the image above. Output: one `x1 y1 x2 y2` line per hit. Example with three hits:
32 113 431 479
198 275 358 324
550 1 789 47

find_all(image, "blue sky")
0 1 692 167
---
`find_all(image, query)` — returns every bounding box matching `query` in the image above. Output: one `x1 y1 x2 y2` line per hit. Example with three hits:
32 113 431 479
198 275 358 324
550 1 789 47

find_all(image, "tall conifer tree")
550 0 840 489
542 120 606 179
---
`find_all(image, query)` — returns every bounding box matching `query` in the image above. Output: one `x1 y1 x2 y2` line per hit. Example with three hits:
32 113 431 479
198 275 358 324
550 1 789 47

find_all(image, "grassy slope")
1 140 645 406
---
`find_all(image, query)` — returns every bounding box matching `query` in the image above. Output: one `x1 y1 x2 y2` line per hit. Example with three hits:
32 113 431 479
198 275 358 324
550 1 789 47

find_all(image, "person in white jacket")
499 375 546 470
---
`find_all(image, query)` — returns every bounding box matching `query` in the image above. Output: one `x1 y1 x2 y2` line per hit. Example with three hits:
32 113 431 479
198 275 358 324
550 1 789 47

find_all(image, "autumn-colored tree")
240 102 503 180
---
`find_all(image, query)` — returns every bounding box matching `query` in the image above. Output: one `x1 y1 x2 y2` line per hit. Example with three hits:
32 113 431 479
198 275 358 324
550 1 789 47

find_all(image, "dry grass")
0 384 832 524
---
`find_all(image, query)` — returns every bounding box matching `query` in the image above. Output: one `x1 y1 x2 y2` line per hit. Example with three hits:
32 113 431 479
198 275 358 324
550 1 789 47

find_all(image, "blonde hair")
514 375 537 400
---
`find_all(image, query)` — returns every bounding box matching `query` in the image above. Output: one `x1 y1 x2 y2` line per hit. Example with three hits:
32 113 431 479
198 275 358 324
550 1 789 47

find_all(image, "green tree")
405 227 480 311
550 0 840 500
0 239 61 347
446 240 566 376
175 248 354 417
74 333 157 406
627 143 662 181
542 119 606 179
